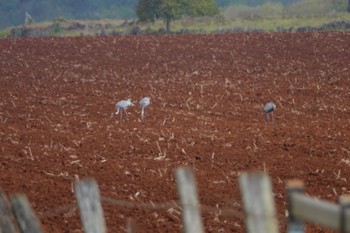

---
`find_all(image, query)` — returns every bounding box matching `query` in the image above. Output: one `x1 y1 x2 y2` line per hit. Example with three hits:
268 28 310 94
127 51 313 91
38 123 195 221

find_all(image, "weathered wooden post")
10 194 44 233
127 218 136 233
0 191 18 233
175 167 204 233
75 178 106 233
239 172 279 233
286 180 305 233
338 195 350 233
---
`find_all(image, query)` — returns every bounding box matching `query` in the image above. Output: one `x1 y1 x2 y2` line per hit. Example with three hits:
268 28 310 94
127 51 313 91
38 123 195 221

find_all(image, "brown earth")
1 32 350 232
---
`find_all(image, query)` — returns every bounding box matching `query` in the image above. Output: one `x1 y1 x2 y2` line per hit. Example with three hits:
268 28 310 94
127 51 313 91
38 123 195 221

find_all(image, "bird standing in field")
114 99 134 121
263 102 276 125
139 97 151 122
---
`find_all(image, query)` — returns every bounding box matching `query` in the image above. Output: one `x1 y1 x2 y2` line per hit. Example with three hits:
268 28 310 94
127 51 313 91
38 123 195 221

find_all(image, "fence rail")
287 180 350 233
1 167 350 233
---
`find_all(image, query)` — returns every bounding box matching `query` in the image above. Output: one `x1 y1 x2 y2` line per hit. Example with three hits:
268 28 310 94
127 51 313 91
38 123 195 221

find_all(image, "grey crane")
139 97 151 122
114 99 134 121
263 102 276 124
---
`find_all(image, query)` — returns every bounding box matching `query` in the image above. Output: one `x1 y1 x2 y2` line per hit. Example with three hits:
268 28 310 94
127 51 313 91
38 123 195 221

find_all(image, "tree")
136 0 161 22
159 0 186 32
136 0 219 33
348 0 350 13
185 0 220 17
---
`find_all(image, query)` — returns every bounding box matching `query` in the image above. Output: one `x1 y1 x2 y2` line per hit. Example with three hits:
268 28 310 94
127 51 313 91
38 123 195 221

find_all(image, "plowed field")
1 32 350 232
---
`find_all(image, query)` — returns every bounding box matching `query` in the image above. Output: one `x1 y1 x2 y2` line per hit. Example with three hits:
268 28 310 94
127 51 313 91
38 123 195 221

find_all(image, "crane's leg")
265 113 269 124
115 108 120 120
271 112 274 123
124 109 128 120
141 108 145 123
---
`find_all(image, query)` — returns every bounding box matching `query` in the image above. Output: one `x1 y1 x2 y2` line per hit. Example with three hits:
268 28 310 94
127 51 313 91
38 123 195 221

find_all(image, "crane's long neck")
115 107 120 114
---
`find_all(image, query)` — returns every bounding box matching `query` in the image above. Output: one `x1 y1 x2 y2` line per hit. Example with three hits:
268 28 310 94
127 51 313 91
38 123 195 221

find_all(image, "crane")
139 97 151 122
114 99 134 121
263 102 276 125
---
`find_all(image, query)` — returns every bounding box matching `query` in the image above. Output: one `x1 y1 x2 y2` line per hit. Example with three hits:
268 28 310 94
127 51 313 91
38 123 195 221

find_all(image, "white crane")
113 99 134 121
139 97 151 122
263 102 276 125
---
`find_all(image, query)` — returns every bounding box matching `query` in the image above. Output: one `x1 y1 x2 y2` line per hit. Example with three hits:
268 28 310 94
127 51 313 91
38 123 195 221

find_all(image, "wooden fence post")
75 178 106 233
339 195 350 233
10 194 44 233
239 172 279 233
175 167 204 233
0 191 18 233
287 180 305 233
127 218 136 233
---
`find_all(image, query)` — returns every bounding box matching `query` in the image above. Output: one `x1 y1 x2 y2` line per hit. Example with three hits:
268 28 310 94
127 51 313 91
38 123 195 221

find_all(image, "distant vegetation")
136 0 219 32
0 0 349 38
2 0 347 29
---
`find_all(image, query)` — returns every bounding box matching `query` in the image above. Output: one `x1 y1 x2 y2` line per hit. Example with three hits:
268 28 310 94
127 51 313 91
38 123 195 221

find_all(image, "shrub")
283 0 335 17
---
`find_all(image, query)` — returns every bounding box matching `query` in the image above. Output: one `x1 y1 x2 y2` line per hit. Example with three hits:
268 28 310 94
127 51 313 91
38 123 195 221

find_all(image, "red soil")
1 32 350 232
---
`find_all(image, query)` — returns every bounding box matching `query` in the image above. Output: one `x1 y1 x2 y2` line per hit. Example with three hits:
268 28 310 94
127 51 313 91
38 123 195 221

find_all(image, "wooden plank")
175 167 204 233
75 178 106 233
289 192 350 232
239 172 279 233
286 180 305 233
0 191 18 233
10 194 44 233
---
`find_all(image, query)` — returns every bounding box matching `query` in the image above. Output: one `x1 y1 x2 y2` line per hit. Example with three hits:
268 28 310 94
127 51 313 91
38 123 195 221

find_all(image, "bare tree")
24 12 35 25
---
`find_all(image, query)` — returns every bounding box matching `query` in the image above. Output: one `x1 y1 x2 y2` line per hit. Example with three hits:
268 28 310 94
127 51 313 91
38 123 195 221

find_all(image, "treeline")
0 0 346 29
